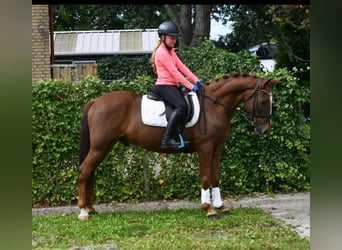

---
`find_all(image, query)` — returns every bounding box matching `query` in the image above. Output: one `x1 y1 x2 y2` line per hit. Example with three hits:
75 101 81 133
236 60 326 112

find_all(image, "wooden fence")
51 64 98 81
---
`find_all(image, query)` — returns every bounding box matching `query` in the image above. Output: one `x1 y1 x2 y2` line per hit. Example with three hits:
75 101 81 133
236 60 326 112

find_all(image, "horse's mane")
207 72 258 85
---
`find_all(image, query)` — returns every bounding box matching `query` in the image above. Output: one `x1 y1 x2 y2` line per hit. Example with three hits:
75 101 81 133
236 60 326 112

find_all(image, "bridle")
198 78 273 134
244 78 273 120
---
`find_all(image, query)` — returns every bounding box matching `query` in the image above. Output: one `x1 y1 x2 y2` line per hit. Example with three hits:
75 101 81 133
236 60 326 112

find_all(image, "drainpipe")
49 4 55 78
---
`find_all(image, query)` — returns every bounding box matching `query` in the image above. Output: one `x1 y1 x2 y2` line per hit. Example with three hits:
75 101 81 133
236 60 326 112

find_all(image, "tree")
213 5 275 52
53 5 167 31
270 5 310 117
269 5 310 70
213 5 309 63
164 5 213 50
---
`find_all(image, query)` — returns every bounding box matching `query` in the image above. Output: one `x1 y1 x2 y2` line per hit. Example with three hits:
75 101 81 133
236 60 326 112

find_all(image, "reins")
198 87 207 134
198 86 236 135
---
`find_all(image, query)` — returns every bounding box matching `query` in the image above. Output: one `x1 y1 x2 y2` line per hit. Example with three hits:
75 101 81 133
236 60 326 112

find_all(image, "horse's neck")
209 78 255 109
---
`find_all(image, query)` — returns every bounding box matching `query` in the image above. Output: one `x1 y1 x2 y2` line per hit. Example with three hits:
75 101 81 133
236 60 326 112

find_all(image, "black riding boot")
161 110 182 149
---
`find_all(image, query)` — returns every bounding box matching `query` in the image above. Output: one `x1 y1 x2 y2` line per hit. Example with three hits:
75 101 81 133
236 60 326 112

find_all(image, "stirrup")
177 133 189 149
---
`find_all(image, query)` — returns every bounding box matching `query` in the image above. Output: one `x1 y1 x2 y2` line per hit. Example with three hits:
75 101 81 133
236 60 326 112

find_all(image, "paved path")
32 191 310 239
225 191 310 238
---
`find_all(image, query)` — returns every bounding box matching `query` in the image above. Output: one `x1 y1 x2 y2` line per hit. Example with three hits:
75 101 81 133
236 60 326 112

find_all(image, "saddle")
146 86 194 124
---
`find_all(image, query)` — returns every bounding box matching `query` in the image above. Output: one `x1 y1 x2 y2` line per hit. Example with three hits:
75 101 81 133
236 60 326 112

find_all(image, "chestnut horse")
77 72 278 220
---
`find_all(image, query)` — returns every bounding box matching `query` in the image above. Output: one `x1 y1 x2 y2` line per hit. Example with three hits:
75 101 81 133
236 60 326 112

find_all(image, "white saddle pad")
141 91 200 128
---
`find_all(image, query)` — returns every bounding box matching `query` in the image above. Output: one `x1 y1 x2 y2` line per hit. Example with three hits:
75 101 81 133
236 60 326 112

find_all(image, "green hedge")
97 55 155 82
32 41 310 206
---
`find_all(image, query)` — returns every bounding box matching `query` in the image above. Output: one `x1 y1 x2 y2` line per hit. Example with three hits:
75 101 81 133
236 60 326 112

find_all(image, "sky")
210 19 232 40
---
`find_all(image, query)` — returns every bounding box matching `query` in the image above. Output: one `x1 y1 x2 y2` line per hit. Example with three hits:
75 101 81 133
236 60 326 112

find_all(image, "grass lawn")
32 207 309 249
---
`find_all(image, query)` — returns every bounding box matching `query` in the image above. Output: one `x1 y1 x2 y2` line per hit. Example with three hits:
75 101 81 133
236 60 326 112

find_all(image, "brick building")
32 5 51 81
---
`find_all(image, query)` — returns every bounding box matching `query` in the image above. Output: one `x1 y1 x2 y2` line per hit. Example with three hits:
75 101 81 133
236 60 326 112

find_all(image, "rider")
150 20 204 149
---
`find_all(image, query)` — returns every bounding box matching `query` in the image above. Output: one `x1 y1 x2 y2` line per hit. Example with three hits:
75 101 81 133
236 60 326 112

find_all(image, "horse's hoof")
78 215 89 221
207 214 220 220
78 208 89 221
88 210 97 215
219 206 231 216
220 210 230 216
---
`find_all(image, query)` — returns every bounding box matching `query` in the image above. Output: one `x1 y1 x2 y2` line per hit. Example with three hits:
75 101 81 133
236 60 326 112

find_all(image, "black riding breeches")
153 85 188 121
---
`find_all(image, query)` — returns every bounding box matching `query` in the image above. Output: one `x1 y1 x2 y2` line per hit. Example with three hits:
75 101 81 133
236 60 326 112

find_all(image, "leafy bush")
32 41 310 206
97 55 155 82
179 39 263 82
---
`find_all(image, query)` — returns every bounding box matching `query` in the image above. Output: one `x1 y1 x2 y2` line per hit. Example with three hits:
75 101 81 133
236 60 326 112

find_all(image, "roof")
54 29 159 56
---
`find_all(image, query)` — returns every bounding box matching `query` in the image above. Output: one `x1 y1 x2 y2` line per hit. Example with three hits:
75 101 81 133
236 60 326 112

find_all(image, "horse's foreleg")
201 189 218 218
198 148 219 219
211 187 222 207
210 148 230 215
210 151 223 208
201 187 229 217
212 187 230 215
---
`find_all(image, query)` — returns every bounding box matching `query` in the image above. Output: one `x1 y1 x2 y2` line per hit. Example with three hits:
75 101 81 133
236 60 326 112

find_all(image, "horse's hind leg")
78 148 109 221
85 171 96 214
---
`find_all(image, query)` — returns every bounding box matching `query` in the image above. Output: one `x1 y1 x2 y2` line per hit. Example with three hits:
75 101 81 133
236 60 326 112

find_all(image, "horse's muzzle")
254 122 271 135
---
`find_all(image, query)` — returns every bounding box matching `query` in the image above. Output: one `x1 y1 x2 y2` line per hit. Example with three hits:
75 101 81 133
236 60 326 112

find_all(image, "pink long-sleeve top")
155 43 199 90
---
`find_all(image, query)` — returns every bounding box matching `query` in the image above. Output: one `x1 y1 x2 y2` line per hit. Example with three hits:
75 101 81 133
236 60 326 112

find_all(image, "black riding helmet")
158 21 181 37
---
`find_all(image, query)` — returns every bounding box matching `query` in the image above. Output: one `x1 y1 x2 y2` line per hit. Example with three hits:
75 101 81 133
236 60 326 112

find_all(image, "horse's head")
243 78 279 135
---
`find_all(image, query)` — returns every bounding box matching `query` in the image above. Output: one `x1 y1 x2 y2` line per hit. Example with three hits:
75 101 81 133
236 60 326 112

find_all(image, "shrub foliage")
32 40 309 206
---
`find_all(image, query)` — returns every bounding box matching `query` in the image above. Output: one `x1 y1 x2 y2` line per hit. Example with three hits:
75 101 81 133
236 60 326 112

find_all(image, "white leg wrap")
201 188 211 204
212 187 223 208
78 208 89 220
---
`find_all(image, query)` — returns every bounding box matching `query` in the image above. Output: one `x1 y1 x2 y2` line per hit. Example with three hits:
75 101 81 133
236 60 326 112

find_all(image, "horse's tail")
79 100 94 166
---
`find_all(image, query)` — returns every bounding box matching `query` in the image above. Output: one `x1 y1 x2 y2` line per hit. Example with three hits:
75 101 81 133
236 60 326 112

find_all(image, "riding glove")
196 81 204 87
192 85 199 92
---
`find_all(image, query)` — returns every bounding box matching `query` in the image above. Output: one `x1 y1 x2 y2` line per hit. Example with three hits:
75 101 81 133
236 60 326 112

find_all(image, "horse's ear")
262 78 281 88
270 78 281 86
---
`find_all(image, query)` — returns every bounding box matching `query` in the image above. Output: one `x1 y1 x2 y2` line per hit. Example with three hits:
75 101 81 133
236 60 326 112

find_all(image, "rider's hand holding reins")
192 85 199 92
196 81 204 87
193 81 204 92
